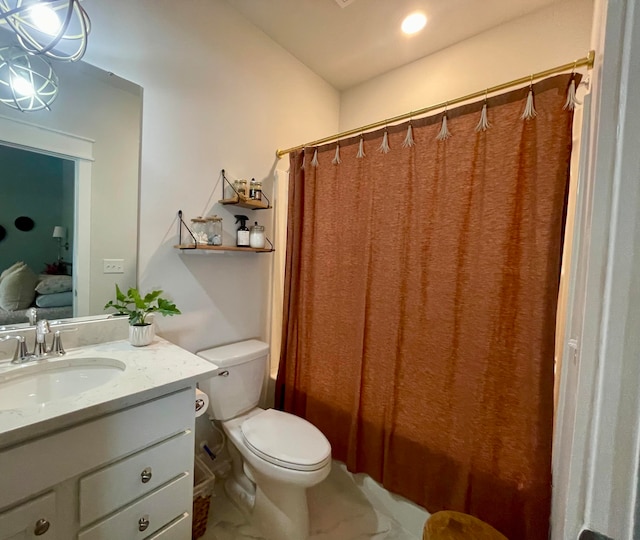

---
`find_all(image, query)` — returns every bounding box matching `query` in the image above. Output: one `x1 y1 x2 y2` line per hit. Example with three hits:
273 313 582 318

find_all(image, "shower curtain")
276 74 575 539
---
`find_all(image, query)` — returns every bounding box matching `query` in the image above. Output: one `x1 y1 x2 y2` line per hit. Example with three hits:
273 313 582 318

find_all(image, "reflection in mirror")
0 38 142 327
0 145 74 325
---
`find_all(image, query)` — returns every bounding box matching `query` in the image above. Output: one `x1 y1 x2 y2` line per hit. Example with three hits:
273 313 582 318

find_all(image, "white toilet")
197 339 331 540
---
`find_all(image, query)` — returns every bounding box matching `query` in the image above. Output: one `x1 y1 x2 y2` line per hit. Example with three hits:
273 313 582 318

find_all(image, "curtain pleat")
276 74 575 540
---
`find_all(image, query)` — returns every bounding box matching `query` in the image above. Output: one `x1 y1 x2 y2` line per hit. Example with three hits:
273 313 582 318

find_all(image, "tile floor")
200 461 425 540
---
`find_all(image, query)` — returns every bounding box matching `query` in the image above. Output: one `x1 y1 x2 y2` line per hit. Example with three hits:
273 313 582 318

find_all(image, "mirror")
0 36 142 326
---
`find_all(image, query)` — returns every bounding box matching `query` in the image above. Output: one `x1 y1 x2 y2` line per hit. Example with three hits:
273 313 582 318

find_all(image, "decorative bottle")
235 215 250 247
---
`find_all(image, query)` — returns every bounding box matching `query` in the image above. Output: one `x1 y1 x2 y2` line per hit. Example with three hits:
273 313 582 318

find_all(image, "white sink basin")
0 357 126 411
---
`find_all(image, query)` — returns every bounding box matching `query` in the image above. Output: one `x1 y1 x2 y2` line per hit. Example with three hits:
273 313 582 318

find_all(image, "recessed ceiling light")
401 12 427 35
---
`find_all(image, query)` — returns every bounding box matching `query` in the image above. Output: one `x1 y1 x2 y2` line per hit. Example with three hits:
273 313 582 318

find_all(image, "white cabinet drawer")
79 431 192 526
145 513 192 540
0 388 193 510
78 473 191 540
0 492 56 540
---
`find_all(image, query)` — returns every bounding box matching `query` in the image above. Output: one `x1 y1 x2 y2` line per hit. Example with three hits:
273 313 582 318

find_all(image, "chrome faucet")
1 320 77 364
0 335 29 364
34 319 51 357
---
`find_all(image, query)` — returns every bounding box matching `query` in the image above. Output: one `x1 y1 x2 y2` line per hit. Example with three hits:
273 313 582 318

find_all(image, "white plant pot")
129 323 155 347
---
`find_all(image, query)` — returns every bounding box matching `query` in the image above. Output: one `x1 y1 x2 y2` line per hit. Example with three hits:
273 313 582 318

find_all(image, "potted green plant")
104 285 181 346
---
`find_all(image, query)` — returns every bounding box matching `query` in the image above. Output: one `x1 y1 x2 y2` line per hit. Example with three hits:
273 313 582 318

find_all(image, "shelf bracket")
178 210 199 249
221 169 240 201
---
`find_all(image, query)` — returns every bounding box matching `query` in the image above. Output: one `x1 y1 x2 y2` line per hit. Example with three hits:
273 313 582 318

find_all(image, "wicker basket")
192 455 216 539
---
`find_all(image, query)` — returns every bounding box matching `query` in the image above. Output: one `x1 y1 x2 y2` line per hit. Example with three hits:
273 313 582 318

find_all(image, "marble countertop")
0 337 219 449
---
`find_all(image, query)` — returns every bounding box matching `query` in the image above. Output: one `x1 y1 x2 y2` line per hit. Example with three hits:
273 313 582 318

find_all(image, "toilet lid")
241 409 331 471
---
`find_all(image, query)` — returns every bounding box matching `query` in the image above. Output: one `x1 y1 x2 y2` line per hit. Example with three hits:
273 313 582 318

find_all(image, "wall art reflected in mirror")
0 35 142 327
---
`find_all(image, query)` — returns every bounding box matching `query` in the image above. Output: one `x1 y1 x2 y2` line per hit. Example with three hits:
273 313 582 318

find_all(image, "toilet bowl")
197 340 331 540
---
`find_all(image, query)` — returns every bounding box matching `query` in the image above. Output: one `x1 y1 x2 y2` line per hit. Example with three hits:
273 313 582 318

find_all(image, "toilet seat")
240 409 331 472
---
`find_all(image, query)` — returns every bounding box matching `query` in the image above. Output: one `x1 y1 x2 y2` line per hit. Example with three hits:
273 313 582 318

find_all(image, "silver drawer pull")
218 370 229 377
138 516 150 532
140 467 152 483
34 518 50 536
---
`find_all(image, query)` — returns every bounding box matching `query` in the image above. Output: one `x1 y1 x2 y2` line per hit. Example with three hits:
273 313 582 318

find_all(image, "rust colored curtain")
276 74 575 539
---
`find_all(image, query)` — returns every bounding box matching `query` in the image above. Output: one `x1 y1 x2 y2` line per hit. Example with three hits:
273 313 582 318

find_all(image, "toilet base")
224 475 256 515
251 467 310 540
225 466 311 540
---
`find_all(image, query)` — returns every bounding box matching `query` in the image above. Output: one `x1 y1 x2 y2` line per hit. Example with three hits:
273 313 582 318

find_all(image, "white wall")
82 0 340 352
559 0 640 536
339 0 594 130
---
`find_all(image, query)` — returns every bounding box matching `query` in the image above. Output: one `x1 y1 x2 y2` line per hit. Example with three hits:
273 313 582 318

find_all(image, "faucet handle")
36 319 51 336
1 335 29 363
26 307 37 325
34 319 51 356
51 327 78 356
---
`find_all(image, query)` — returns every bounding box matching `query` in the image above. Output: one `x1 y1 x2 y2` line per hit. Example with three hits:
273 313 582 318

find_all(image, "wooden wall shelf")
174 244 273 253
219 169 271 210
218 195 271 210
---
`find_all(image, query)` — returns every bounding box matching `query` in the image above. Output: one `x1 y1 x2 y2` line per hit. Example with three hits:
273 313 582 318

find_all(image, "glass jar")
249 178 262 201
190 217 208 244
234 179 247 198
206 215 223 246
249 222 265 249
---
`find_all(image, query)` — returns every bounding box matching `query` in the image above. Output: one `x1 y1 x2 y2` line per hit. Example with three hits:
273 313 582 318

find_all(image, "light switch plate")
103 259 124 274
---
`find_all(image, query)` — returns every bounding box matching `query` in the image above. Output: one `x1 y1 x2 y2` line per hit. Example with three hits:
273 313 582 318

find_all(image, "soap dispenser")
235 215 250 247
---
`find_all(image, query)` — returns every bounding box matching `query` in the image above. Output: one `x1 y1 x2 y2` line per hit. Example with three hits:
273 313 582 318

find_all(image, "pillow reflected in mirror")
36 274 72 295
0 263 38 311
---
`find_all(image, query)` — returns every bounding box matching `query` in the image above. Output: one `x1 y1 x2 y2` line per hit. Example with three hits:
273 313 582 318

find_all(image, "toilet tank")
196 339 270 421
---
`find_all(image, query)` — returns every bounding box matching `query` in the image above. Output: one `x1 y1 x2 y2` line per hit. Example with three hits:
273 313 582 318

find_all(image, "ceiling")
224 0 567 91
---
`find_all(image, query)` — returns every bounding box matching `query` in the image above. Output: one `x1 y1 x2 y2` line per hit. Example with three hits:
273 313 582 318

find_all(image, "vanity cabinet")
0 492 57 540
78 431 192 526
0 388 196 539
78 475 191 540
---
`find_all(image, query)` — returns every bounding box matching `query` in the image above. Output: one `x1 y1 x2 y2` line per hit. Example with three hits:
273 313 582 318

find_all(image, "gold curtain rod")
276 50 595 158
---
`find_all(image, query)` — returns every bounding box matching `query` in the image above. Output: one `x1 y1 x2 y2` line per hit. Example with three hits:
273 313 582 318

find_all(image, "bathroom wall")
340 0 594 130
559 0 640 536
82 0 340 353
